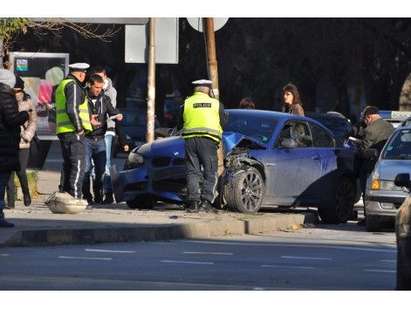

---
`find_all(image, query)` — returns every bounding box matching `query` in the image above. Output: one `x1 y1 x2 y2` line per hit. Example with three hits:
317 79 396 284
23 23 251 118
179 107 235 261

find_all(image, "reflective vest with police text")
182 92 222 143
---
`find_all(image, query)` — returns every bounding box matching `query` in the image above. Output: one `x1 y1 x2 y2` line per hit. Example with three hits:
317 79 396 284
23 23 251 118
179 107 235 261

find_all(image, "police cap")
68 63 90 72
192 79 213 87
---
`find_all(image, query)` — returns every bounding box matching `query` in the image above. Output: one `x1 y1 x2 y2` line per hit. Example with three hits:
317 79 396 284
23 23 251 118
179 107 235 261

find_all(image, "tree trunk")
0 37 4 68
399 73 411 111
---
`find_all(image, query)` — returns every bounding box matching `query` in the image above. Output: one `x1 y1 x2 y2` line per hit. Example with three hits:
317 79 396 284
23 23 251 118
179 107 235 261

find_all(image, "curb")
2 213 318 247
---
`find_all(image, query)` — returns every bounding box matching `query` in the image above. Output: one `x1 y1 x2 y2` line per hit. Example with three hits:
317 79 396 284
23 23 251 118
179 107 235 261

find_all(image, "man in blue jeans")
87 66 118 204
82 74 122 205
0 69 30 227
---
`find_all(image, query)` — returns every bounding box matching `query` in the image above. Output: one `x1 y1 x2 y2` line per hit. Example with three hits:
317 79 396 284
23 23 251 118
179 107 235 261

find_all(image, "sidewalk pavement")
0 141 318 248
1 195 318 248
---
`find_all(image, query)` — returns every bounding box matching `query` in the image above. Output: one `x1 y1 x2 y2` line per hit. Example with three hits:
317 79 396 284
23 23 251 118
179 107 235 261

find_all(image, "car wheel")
226 167 265 213
127 195 156 210
319 176 356 224
365 215 388 232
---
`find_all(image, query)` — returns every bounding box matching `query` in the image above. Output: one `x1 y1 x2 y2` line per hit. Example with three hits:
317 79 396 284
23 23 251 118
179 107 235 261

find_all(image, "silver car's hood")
374 159 411 180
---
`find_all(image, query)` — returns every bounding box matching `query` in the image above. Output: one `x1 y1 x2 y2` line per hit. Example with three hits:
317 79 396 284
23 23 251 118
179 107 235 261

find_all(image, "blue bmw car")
111 109 359 223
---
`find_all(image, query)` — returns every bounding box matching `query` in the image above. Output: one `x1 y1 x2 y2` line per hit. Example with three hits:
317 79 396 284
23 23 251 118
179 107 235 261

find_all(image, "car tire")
226 167 265 213
319 176 356 224
126 195 156 210
366 215 384 232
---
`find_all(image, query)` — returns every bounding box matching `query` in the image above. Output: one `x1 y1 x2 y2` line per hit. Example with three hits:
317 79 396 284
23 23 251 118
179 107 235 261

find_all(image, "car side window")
309 122 335 148
278 121 313 148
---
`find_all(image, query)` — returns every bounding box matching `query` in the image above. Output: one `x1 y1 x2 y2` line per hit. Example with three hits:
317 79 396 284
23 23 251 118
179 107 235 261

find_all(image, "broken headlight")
124 147 145 170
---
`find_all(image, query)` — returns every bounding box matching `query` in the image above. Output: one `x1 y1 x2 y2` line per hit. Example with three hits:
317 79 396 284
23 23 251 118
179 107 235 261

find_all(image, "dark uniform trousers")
185 136 218 203
58 132 86 199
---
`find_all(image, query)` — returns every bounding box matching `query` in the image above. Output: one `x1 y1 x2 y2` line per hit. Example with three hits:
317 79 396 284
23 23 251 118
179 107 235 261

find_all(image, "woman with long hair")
282 83 305 116
6 77 37 208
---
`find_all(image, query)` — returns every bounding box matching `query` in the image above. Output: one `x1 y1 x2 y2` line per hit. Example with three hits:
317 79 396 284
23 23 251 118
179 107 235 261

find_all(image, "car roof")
227 109 307 121
226 109 335 139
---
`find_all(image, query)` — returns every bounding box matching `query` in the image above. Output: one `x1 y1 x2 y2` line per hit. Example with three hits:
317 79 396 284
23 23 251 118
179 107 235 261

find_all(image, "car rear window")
383 129 411 160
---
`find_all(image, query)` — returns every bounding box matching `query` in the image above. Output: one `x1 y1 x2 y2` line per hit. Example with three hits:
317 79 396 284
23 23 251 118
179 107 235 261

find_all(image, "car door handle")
312 155 321 160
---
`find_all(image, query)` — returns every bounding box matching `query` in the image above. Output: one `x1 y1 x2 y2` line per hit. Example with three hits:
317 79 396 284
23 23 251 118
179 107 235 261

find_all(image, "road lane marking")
160 259 214 265
85 249 136 254
0 254 10 257
281 255 332 261
183 251 233 256
364 269 396 274
181 240 396 253
58 256 112 261
261 264 316 270
380 259 396 263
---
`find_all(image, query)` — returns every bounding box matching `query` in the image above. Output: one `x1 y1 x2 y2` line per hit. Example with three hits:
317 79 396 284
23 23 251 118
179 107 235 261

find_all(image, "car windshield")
382 129 411 160
224 112 277 144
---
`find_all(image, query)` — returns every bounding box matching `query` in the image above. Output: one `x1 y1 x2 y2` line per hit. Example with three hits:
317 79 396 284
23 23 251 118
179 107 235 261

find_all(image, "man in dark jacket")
82 74 123 205
358 106 395 224
0 69 30 227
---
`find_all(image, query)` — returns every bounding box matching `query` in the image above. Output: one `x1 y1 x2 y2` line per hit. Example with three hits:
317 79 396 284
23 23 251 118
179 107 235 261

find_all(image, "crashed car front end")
111 136 187 204
111 131 265 206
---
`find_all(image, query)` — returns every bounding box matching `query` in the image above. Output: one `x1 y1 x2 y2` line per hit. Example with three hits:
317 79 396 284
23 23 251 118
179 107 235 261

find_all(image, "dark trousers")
6 149 30 207
58 133 86 199
0 171 11 210
185 137 218 203
82 136 106 200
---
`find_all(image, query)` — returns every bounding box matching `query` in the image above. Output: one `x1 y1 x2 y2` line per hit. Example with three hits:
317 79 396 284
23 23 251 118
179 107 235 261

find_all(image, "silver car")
365 126 411 231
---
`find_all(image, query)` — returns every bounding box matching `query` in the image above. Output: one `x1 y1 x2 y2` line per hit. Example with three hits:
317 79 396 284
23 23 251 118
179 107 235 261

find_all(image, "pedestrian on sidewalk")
82 74 123 205
56 63 94 200
0 69 30 227
6 76 37 208
281 83 305 116
177 79 225 213
88 66 119 204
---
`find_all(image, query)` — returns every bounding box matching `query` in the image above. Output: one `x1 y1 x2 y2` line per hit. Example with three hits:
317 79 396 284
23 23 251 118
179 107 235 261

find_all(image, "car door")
306 121 339 202
265 120 322 205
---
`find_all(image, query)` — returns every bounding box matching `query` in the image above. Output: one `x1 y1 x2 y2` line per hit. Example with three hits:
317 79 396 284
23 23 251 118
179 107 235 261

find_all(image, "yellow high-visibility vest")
55 79 92 134
182 92 222 143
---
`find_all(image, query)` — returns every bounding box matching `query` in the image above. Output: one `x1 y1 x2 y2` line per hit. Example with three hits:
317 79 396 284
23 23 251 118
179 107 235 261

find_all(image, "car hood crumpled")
141 132 266 159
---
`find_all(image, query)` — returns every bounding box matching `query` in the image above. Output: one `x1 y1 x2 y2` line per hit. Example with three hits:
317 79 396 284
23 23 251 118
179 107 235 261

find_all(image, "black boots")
103 193 114 204
185 200 219 213
199 200 219 213
0 210 14 228
6 191 15 209
186 201 200 213
23 193 31 207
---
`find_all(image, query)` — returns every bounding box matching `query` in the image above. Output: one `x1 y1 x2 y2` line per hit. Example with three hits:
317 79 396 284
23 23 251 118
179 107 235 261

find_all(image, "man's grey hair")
194 85 211 94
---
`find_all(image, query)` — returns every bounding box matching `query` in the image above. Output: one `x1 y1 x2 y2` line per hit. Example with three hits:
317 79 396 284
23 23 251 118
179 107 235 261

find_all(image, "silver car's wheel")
366 215 383 232
226 167 265 213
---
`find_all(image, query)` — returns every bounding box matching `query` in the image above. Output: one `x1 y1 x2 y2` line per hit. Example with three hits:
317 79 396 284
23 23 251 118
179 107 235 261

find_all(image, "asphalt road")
0 221 396 290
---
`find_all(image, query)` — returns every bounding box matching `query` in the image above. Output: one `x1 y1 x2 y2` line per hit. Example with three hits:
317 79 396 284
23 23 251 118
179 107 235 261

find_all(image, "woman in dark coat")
282 83 305 116
0 69 29 227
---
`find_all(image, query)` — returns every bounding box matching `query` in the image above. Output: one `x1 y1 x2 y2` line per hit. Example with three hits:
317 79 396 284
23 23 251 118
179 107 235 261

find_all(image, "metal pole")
204 18 219 99
146 18 156 143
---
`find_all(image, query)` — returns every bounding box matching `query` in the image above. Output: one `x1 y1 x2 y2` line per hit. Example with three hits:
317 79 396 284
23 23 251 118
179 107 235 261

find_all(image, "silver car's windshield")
382 129 411 160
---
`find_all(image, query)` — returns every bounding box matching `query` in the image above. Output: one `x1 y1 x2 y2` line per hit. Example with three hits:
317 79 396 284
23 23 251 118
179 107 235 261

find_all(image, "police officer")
178 79 225 213
56 63 94 200
357 105 394 224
